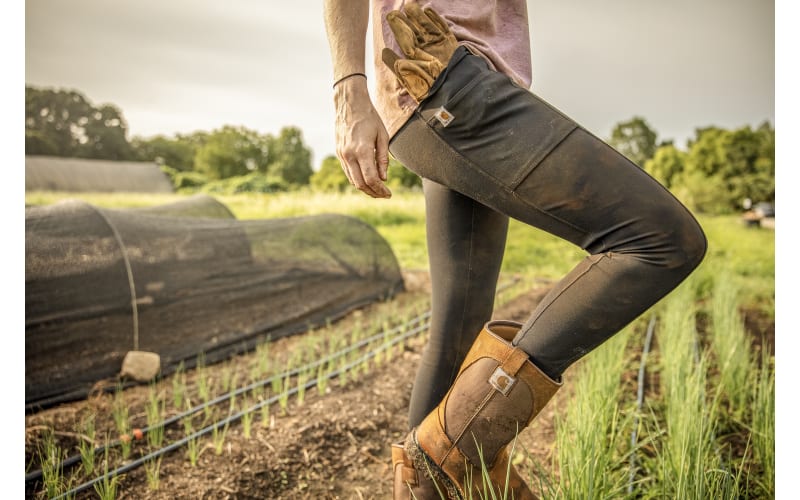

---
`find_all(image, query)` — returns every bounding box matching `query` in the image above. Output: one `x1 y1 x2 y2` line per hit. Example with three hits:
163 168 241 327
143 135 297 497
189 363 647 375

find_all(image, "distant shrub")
201 172 288 194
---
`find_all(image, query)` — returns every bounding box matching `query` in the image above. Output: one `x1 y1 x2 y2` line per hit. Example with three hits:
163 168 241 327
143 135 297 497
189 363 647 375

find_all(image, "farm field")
24 190 775 499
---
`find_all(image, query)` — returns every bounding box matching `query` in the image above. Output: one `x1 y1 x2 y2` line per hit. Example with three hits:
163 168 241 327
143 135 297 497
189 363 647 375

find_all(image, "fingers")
337 136 391 198
342 149 391 198
376 127 390 182
333 83 392 198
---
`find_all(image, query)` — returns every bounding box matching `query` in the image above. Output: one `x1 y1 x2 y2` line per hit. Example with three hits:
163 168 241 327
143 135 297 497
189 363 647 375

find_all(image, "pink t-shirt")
371 0 532 137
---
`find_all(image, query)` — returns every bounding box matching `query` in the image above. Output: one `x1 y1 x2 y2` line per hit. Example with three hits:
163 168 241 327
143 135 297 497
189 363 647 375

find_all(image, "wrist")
333 75 371 106
333 72 367 89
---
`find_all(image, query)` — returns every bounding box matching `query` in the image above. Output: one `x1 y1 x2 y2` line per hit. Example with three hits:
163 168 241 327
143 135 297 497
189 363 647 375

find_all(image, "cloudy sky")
24 0 776 168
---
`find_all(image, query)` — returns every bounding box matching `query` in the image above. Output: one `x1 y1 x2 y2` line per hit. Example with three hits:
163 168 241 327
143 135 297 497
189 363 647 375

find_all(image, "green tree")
194 126 270 180
673 122 774 214
267 126 313 186
644 144 686 188
310 155 350 192
131 134 201 171
684 126 727 177
609 116 658 167
25 86 133 160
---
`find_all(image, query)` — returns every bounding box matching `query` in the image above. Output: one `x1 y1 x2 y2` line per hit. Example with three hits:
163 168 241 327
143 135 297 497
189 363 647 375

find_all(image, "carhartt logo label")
489 366 516 396
434 107 454 127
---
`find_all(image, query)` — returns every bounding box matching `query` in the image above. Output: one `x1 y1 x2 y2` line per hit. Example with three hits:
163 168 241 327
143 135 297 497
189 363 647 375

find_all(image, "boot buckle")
489 366 516 396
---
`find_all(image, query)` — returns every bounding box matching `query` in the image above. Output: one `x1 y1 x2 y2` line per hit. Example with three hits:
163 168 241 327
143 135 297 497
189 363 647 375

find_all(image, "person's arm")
323 0 391 198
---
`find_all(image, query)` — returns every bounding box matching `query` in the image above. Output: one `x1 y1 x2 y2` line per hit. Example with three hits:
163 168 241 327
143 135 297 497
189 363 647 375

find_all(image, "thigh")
390 48 700 259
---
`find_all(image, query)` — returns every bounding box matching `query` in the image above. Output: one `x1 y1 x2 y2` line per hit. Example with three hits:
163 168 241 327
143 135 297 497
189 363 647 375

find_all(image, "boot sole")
405 430 462 500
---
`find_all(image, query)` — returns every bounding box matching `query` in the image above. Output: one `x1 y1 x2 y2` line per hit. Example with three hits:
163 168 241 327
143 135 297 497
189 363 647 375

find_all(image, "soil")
25 271 570 499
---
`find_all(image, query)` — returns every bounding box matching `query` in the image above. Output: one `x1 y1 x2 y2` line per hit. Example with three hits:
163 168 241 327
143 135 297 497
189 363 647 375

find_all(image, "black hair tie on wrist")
332 72 367 89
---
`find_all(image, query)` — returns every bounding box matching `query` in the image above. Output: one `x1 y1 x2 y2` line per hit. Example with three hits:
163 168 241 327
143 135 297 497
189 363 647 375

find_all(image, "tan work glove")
381 3 459 102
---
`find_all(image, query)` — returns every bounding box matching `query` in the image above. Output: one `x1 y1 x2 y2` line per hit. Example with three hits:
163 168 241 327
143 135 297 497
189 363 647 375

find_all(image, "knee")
670 213 708 277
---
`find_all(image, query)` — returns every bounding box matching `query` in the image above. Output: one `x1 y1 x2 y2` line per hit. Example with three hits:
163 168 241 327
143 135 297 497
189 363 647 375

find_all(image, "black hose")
628 315 656 494
26 310 432 486
52 319 430 499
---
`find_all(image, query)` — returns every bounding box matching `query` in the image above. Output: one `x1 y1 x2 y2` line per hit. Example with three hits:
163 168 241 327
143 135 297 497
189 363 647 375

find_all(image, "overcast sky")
24 0 775 167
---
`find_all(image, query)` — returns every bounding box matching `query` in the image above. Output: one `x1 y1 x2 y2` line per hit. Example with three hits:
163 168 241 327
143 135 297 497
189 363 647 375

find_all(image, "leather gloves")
381 3 458 102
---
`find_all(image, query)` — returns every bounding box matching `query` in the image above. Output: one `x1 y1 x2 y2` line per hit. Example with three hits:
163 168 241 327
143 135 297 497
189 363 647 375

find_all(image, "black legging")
389 47 707 428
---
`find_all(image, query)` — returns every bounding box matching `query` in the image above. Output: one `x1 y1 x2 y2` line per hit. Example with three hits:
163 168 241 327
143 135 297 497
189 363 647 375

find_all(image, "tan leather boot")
392 441 448 499
404 320 562 499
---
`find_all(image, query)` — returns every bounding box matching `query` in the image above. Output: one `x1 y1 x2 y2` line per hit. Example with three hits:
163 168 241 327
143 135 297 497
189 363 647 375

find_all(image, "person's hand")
334 76 392 199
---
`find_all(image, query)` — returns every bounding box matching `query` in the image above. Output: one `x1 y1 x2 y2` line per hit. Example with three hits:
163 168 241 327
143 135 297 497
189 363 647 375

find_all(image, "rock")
120 351 161 381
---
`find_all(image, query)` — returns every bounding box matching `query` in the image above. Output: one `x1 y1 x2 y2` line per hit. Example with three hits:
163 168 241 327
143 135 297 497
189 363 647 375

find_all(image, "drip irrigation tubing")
32 276 522 497
628 315 656 494
26 309 432 486
52 318 431 499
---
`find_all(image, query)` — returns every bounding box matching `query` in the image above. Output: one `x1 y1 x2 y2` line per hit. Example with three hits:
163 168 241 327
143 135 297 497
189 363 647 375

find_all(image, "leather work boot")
402 320 562 499
392 441 447 499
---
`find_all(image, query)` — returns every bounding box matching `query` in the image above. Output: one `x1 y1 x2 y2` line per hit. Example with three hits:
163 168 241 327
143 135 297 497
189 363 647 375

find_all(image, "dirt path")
26 274 570 499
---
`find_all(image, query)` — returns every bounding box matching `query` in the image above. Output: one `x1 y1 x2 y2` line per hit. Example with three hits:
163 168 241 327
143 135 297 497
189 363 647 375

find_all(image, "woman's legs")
390 47 707 377
408 178 508 428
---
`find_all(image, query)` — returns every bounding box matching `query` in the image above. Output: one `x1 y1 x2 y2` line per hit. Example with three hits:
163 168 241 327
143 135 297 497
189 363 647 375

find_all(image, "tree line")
26 86 773 214
609 116 774 214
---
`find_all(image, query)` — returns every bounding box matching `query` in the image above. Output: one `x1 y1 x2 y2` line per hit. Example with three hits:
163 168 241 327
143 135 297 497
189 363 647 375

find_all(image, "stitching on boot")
445 389 495 466
406 431 462 500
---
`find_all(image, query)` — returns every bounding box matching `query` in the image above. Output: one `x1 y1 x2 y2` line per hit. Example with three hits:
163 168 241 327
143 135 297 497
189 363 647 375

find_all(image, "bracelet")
332 72 367 89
